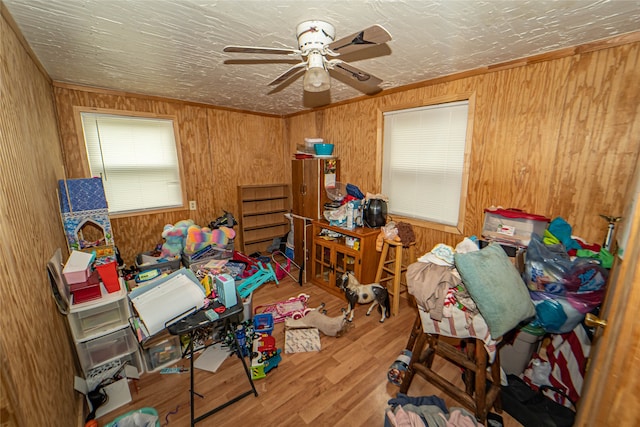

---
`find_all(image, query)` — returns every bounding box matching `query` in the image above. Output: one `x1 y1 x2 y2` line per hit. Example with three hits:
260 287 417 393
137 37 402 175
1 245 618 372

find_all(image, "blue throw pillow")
454 243 535 338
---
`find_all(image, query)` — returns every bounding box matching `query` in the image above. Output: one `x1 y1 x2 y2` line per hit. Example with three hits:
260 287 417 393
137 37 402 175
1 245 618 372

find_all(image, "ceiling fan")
223 20 392 93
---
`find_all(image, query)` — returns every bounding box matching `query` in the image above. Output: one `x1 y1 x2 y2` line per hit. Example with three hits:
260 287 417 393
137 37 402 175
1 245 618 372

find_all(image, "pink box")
63 250 95 284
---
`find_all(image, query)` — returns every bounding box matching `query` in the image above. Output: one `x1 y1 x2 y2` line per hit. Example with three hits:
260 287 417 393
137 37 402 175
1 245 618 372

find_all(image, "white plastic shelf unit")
67 279 143 376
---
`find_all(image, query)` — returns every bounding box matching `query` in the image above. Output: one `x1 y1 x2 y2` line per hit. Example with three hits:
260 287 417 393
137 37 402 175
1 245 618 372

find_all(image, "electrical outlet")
189 200 197 210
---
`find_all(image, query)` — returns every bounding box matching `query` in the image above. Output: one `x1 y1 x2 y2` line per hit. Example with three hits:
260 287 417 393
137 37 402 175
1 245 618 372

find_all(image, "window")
381 95 473 232
79 111 185 215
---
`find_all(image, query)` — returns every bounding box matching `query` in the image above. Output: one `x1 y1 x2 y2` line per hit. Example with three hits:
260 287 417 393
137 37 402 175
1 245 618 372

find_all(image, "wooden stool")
375 239 416 316
400 312 502 423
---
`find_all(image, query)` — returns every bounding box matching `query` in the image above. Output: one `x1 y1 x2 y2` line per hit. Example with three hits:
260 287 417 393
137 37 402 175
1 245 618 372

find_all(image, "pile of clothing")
406 239 480 322
385 394 487 427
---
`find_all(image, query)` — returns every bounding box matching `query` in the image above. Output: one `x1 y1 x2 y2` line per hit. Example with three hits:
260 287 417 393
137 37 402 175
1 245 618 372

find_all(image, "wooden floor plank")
95 274 522 426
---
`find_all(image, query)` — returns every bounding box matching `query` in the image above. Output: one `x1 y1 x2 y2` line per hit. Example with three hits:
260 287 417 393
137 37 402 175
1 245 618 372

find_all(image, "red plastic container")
96 261 120 293
70 270 101 304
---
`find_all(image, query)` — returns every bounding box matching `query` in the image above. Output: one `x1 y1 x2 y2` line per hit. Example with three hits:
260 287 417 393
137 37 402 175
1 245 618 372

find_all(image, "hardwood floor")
96 275 523 426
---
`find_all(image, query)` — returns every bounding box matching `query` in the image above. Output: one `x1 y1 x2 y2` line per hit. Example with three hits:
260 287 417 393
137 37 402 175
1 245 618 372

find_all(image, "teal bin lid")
521 323 546 336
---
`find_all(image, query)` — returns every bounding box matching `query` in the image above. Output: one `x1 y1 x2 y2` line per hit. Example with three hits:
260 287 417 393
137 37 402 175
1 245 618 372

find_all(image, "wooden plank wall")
0 11 79 426
53 38 640 267
53 88 287 265
285 40 640 258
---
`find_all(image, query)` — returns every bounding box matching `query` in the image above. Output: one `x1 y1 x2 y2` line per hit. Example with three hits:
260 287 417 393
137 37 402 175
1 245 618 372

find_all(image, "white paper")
130 270 205 336
194 343 231 373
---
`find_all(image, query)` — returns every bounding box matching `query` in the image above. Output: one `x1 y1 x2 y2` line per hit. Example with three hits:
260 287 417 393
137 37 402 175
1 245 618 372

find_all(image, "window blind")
382 100 469 226
80 113 183 214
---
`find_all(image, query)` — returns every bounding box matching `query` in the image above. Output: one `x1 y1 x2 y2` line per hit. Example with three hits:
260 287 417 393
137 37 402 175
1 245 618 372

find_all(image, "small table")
167 298 257 426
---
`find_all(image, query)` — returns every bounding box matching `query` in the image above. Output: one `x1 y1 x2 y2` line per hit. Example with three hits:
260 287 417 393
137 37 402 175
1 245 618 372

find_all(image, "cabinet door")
291 159 340 220
311 236 363 295
334 246 361 280
292 159 318 219
311 238 334 289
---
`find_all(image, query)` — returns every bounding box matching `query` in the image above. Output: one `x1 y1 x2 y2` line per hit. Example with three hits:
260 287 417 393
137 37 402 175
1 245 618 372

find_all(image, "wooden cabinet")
292 158 340 219
291 159 339 267
310 220 381 298
238 184 291 255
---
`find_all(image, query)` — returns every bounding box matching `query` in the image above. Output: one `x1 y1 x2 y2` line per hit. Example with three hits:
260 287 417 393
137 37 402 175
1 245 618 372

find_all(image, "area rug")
284 328 321 353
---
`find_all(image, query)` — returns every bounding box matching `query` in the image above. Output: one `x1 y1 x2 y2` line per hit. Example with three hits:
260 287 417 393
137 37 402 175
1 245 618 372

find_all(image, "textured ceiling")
4 0 640 116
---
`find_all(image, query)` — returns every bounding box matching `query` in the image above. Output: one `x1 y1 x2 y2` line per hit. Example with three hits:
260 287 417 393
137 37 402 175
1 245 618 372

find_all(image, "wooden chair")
374 239 416 316
400 311 502 423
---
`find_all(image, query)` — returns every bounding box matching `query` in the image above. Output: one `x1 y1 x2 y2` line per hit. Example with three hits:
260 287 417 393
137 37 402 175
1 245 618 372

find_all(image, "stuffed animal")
284 303 349 337
160 219 194 258
184 224 236 255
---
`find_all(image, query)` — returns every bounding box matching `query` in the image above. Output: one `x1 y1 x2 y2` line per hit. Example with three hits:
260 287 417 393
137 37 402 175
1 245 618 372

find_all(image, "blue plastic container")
253 313 274 335
314 143 334 156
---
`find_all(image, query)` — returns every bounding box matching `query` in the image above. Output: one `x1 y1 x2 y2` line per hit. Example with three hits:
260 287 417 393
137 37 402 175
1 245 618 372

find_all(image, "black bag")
501 374 576 427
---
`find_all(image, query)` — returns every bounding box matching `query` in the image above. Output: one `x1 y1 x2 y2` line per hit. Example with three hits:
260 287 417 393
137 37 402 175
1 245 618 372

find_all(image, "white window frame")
377 93 475 234
74 107 187 217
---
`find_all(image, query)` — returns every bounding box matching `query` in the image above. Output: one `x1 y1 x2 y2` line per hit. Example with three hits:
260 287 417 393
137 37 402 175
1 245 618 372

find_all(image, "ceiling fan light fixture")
303 51 331 92
304 68 331 92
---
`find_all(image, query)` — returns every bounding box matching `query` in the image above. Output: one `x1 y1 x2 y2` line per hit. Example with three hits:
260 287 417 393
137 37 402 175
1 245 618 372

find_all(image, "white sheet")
130 269 205 336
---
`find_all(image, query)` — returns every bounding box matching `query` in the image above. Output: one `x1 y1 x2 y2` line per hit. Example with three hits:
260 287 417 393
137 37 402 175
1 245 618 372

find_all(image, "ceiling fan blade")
330 60 383 87
223 45 299 55
328 25 392 55
268 62 307 86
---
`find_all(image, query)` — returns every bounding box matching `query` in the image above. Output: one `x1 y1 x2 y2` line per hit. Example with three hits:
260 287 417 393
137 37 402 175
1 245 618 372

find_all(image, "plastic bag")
524 235 573 293
381 221 398 240
529 291 585 334
524 234 609 323
563 259 608 313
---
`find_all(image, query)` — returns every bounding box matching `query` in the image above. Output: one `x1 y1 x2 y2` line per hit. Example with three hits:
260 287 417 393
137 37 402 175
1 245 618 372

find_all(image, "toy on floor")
253 293 311 323
338 271 390 323
236 262 278 299
250 326 281 380
284 303 349 337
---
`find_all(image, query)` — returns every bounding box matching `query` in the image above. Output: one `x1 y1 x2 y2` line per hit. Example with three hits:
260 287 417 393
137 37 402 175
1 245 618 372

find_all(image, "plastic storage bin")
85 347 145 380
253 313 274 335
482 208 550 247
142 333 182 372
68 292 131 341
500 325 545 375
135 252 181 272
182 242 234 267
104 407 161 427
76 327 138 373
